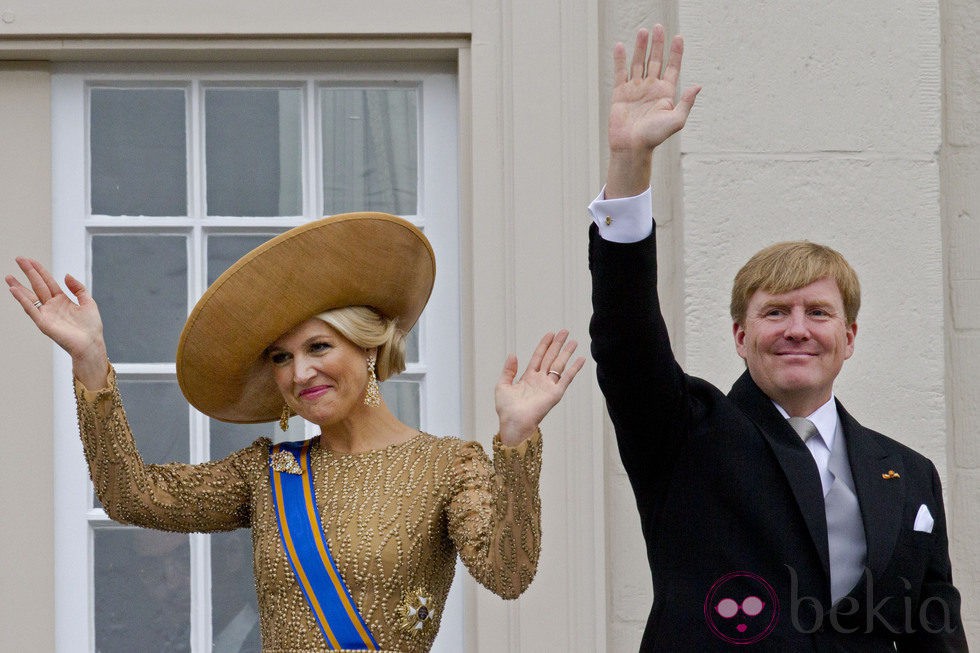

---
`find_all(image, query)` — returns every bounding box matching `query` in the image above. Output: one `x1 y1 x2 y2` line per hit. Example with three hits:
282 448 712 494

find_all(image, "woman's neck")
316 404 418 454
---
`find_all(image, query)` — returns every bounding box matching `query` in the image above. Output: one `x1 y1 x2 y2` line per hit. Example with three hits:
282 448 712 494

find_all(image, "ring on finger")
547 370 562 380
32 299 43 309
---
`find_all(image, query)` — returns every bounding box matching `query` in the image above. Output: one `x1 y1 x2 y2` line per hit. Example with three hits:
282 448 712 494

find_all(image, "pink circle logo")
704 571 779 645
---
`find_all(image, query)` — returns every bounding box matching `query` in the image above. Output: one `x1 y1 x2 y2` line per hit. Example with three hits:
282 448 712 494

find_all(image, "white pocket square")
913 504 934 533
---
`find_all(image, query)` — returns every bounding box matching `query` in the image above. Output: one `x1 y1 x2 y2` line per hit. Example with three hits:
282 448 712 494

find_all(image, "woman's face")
266 318 373 426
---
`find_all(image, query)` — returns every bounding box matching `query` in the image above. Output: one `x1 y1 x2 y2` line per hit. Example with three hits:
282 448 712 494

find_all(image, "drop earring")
279 404 292 432
364 355 382 407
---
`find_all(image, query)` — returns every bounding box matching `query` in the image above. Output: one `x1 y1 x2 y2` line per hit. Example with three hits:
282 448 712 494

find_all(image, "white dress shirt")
588 186 654 243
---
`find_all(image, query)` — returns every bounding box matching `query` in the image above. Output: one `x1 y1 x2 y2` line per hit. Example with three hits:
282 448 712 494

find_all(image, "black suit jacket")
589 225 967 651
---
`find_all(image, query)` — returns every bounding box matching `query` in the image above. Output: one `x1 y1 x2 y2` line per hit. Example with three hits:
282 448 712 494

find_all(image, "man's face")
733 277 856 415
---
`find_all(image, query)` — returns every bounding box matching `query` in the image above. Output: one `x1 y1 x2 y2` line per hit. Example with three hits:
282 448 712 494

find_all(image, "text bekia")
785 565 953 636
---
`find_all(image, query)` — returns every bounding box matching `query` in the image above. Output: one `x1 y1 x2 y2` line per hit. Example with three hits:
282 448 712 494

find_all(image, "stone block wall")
942 0 980 641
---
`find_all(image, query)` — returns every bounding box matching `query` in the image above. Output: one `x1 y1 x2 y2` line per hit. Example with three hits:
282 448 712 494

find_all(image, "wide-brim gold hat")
176 212 435 424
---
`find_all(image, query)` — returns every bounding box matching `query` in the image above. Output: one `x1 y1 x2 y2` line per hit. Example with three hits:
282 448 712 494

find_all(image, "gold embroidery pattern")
73 364 542 652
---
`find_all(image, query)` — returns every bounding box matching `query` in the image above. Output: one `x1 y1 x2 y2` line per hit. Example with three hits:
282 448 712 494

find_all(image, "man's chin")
761 373 823 397
774 378 819 394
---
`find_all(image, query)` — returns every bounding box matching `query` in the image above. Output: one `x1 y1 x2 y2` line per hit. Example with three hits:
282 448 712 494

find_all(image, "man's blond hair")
730 241 860 325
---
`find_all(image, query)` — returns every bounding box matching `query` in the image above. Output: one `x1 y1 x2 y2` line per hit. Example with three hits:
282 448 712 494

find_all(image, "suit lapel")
837 402 905 578
728 372 831 582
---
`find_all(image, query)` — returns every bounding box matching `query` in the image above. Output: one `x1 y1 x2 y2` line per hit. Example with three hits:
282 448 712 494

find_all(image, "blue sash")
269 440 378 650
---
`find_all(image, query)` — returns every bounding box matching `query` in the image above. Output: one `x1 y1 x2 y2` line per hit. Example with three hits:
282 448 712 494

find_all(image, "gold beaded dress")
75 366 542 653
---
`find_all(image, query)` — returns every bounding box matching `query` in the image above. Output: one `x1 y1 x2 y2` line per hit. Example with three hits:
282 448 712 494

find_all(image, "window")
51 62 460 652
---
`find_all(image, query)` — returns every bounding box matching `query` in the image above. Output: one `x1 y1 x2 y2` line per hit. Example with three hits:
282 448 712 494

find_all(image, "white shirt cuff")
587 186 654 243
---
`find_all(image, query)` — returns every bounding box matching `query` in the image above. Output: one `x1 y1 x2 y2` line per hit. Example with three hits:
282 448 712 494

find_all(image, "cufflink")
881 470 901 480
605 216 613 226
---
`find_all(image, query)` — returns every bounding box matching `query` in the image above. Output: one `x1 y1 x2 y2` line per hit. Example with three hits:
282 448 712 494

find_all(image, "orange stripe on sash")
272 450 342 648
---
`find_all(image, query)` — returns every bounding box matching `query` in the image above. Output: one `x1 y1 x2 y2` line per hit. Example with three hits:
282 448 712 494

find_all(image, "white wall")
0 1 469 35
942 0 980 640
0 63 54 653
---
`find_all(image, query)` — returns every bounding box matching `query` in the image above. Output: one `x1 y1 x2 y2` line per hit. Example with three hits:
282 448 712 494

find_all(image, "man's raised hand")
605 24 700 198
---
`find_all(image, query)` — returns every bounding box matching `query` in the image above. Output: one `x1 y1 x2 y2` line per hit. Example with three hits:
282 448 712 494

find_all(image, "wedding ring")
32 300 42 309
547 370 562 379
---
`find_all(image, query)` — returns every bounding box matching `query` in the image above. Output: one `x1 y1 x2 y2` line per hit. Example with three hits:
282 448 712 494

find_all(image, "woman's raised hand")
6 257 109 389
494 330 586 446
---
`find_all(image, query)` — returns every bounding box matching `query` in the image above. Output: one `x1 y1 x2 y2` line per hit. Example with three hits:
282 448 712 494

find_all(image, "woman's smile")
298 384 332 400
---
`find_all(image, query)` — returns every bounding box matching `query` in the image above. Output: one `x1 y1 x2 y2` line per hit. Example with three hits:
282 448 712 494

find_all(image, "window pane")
95 380 189 508
206 89 303 217
94 529 190 653
210 418 304 459
119 380 190 464
208 234 280 285
405 323 419 364
90 88 187 216
380 379 420 429
321 87 418 215
211 530 261 653
92 235 187 363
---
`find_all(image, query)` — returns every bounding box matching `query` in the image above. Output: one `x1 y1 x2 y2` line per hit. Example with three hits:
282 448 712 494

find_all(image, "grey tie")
788 417 867 603
788 417 819 443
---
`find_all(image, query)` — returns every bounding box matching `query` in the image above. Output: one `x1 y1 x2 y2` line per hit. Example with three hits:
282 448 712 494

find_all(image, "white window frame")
51 62 462 652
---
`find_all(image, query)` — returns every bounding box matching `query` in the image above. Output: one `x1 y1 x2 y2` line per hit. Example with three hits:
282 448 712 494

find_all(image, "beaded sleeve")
446 430 542 599
74 364 264 533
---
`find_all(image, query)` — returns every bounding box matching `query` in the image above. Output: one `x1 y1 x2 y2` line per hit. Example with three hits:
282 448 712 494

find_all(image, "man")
589 25 967 651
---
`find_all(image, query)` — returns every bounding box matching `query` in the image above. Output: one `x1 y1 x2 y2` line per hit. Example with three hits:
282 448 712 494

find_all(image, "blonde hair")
730 241 861 325
315 306 407 381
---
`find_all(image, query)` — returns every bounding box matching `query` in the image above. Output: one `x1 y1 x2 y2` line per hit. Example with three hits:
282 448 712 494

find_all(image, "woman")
6 212 584 652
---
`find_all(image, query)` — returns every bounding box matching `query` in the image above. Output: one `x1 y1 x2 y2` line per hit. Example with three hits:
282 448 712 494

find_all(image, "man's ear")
843 321 857 360
733 322 747 359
